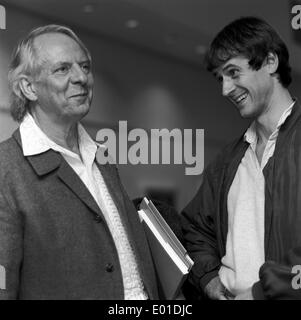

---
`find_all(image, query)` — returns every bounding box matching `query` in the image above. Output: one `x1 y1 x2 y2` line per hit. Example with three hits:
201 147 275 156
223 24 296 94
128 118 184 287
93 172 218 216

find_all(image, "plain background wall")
0 6 300 210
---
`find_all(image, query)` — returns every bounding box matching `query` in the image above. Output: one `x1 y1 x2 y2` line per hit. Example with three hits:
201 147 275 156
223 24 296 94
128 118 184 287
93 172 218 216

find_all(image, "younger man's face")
213 56 274 119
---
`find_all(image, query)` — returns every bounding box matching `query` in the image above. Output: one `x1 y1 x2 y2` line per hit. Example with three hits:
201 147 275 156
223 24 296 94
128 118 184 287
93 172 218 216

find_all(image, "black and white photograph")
0 0 301 308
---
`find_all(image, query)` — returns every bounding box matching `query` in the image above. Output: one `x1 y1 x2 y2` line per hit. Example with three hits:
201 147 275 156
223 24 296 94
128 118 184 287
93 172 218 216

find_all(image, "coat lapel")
262 157 274 254
262 102 301 253
97 160 157 297
96 161 133 235
95 146 134 231
12 129 102 216
219 138 249 251
57 160 102 216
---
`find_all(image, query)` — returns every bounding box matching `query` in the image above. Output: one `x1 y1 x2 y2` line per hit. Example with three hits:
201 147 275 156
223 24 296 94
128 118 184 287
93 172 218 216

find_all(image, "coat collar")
12 129 102 216
13 129 62 175
223 101 301 167
222 102 301 195
273 101 301 153
262 101 301 199
12 129 133 226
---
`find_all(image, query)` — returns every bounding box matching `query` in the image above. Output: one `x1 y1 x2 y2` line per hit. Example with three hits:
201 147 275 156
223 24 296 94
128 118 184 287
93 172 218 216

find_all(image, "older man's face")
32 32 93 124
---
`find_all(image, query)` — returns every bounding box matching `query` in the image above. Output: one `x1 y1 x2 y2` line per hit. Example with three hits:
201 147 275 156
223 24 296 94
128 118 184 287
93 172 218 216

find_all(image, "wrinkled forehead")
33 32 90 66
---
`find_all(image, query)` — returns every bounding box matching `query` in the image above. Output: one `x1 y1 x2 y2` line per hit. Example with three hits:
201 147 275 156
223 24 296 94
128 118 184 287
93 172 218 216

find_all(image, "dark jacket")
182 103 301 300
0 130 159 300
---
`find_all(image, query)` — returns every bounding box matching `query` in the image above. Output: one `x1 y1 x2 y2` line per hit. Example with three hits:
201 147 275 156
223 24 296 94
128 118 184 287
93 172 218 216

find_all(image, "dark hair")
205 16 292 87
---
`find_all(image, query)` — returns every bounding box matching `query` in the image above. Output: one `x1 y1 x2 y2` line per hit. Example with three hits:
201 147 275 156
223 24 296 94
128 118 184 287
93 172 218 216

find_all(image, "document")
138 197 194 299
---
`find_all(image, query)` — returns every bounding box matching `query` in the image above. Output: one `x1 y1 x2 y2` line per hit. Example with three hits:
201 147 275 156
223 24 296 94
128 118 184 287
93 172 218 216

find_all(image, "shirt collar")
244 100 296 145
19 113 102 162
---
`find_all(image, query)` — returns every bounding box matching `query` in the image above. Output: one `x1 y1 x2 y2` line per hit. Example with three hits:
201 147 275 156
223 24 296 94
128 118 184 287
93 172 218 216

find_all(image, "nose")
222 77 235 97
70 64 88 84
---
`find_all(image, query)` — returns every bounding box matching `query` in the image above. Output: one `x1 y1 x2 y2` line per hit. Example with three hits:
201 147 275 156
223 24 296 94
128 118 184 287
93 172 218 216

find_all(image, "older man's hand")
204 276 228 300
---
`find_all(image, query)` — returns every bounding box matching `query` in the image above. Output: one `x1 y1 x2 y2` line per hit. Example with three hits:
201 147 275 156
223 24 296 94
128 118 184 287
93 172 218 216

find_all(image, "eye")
228 69 240 79
55 65 70 74
81 62 91 74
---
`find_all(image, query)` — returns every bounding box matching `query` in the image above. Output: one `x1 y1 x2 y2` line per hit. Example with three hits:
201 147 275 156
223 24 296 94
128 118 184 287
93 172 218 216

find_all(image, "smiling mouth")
70 92 88 98
232 92 248 105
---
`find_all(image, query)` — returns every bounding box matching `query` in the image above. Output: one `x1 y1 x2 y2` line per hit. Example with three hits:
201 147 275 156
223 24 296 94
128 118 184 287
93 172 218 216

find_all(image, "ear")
266 52 279 74
18 76 38 102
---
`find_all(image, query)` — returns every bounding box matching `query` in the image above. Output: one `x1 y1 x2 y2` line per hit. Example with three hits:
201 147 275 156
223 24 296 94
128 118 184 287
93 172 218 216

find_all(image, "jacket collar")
13 129 61 175
12 128 134 227
274 100 301 153
12 129 102 216
223 100 301 165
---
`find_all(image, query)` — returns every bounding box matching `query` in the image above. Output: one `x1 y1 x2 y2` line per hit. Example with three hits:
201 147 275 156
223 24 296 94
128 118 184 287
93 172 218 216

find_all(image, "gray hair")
8 24 92 122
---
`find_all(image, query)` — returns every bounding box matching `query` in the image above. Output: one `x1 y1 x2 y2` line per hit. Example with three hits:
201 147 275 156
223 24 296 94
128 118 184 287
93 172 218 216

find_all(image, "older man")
0 25 158 299
182 17 301 300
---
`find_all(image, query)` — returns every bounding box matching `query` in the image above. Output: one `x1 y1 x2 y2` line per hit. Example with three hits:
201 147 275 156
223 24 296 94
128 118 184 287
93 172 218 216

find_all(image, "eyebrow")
213 63 240 78
54 59 90 65
222 64 240 72
51 59 91 68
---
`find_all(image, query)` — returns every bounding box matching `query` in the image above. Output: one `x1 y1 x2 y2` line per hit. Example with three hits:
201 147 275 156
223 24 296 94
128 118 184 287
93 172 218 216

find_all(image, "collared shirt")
219 101 295 296
20 113 148 300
